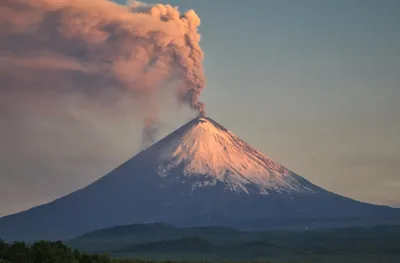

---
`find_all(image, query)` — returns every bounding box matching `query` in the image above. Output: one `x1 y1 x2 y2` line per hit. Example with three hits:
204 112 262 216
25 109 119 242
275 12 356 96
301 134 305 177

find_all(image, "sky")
1 0 400 216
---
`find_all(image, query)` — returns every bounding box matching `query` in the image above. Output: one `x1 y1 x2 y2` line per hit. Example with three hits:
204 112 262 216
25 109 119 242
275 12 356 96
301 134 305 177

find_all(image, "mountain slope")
0 117 398 241
154 117 312 194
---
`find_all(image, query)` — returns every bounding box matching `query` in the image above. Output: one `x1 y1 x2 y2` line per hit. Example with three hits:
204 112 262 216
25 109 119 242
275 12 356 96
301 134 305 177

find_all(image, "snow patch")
155 118 313 195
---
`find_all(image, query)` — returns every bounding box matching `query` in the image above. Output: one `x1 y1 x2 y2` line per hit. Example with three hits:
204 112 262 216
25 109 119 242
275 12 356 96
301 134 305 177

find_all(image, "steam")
0 0 206 147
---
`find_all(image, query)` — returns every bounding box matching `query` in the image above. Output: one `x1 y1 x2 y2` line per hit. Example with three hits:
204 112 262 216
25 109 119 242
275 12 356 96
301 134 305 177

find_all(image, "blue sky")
128 0 400 206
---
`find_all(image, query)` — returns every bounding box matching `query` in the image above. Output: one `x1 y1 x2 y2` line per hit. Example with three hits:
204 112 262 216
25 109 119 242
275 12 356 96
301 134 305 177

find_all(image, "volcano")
0 117 398 241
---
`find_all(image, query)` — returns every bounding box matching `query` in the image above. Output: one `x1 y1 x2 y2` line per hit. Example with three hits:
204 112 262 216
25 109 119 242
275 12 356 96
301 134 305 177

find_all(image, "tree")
30 240 52 263
8 241 29 263
0 240 9 260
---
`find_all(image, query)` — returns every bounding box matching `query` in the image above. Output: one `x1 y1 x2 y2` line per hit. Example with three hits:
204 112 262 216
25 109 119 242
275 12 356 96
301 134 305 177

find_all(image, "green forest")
0 240 197 263
0 239 281 263
2 225 400 263
1 240 114 263
2 234 400 263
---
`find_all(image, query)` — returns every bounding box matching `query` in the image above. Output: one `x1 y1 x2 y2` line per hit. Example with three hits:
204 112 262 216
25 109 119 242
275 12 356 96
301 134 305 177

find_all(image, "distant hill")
67 223 400 263
67 223 256 253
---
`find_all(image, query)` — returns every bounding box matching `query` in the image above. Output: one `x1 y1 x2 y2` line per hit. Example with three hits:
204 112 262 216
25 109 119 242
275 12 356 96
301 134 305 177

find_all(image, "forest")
2 225 400 263
1 240 216 263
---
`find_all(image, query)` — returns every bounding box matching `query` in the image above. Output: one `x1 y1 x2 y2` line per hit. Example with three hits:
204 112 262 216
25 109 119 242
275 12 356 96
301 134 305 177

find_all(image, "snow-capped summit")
0 116 398 241
150 117 313 195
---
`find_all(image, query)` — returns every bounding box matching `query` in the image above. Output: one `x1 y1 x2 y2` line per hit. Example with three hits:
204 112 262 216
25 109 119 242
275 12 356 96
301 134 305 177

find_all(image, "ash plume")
141 117 160 150
0 0 206 146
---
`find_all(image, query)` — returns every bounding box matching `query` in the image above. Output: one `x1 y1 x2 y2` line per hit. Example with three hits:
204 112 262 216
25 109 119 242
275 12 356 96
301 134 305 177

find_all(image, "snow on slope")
153 117 314 195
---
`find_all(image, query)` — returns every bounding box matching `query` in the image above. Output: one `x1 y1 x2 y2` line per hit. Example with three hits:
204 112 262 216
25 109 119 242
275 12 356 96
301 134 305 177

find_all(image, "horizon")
1 0 400 217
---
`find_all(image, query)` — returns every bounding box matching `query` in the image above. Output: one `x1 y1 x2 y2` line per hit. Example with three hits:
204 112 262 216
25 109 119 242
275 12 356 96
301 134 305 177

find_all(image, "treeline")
0 239 203 263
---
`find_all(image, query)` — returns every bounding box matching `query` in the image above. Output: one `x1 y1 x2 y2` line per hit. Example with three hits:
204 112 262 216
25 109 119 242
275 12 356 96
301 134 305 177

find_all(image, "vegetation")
0 240 115 263
1 225 400 263
0 239 286 263
68 224 400 263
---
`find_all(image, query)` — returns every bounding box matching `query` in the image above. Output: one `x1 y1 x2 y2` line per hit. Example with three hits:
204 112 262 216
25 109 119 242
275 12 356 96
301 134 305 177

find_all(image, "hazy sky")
1 0 399 217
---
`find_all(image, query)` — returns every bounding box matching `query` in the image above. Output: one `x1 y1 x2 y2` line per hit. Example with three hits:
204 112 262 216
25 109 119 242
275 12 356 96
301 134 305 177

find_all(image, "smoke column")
141 117 160 150
0 0 206 147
